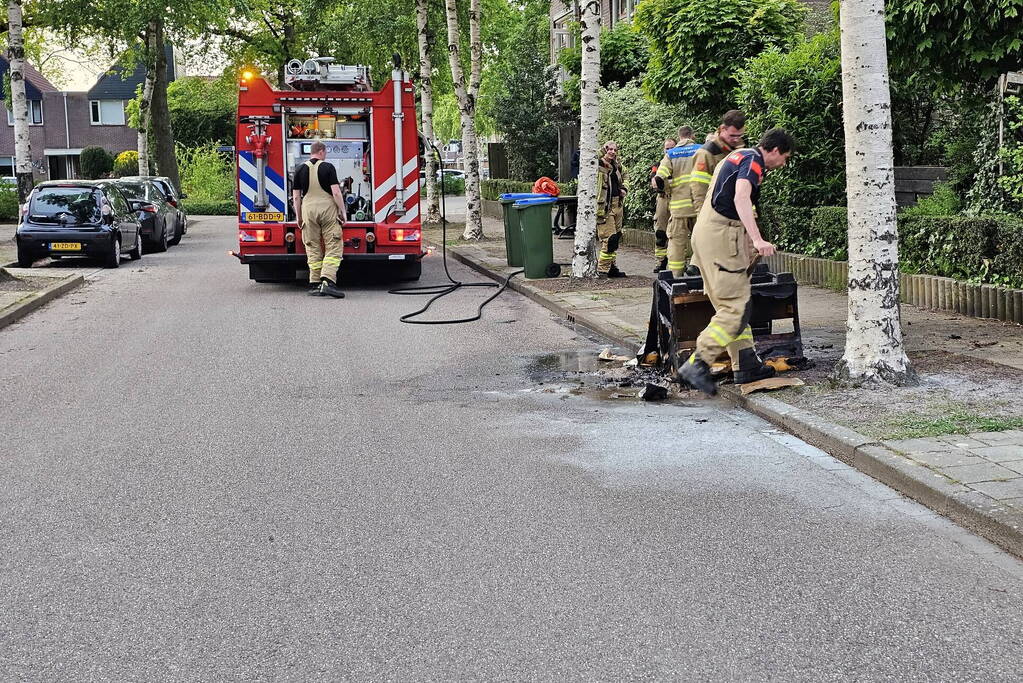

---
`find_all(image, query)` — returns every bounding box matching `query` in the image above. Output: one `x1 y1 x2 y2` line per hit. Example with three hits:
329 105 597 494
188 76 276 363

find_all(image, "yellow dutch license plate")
50 242 82 251
245 212 284 222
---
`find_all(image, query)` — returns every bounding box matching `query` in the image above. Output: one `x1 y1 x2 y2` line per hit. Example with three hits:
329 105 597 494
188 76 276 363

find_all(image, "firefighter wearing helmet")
292 140 349 298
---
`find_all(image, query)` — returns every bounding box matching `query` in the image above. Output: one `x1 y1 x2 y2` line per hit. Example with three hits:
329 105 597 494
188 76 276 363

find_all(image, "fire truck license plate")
245 212 285 222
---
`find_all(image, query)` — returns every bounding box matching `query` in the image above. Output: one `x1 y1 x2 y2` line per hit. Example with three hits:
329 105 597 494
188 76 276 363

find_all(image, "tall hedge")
763 205 1023 287
735 31 845 207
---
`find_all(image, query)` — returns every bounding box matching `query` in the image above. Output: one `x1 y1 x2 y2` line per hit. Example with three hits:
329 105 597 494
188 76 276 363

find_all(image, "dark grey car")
119 175 187 245
114 179 176 253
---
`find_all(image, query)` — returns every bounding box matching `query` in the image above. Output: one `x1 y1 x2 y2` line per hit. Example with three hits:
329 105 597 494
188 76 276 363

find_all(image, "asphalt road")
2 216 1022 681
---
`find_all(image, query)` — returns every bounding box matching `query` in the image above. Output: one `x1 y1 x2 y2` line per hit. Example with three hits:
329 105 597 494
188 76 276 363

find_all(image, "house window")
6 100 43 126
0 156 14 176
612 0 635 23
90 100 125 126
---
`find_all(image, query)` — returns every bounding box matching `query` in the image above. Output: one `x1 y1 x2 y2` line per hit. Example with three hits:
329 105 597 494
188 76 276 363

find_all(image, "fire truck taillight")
389 228 421 242
239 228 272 243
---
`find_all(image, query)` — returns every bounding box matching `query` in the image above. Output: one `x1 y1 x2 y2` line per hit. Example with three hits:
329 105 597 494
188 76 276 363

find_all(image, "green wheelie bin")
514 196 561 279
499 192 546 267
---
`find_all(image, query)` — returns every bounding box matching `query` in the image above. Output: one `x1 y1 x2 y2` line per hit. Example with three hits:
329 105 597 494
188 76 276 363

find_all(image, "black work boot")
320 278 346 299
683 264 701 277
678 357 718 396
607 265 627 278
733 347 776 384
654 257 668 273
308 281 325 296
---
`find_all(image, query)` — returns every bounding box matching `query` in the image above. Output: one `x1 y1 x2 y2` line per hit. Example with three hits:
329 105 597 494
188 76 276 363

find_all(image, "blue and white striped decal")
238 151 287 221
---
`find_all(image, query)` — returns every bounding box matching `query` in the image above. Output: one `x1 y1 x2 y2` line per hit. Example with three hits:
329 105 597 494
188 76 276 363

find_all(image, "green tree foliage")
886 0 1023 87
734 31 844 207
598 82 716 223
996 95 1023 211
80 147 113 179
113 150 140 177
633 0 805 109
167 75 236 148
485 1 559 180
177 144 235 201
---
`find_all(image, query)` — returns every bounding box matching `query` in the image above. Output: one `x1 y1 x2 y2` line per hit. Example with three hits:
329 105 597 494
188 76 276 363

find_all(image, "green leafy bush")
181 198 236 215
177 144 234 201
634 0 806 108
598 82 716 228
80 146 114 179
556 22 650 110
0 187 19 220
422 175 465 196
112 150 139 177
735 31 844 207
899 182 961 217
761 205 846 260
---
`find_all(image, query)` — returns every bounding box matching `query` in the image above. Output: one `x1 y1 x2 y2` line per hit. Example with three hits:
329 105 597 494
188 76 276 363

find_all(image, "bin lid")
500 192 548 201
513 196 558 208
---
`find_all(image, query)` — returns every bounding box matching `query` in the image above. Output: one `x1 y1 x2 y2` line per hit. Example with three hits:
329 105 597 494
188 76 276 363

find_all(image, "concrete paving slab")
940 462 1021 484
968 478 1023 501
938 435 993 450
886 436 967 455
967 445 1023 462
905 449 991 469
972 430 1023 446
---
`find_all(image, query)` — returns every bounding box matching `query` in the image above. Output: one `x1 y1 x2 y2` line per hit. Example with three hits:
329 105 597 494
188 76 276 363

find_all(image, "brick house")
0 46 177 181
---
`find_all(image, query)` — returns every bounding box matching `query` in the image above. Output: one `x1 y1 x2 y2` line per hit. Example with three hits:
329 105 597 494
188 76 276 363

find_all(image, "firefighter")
597 141 627 278
651 136 676 272
654 126 700 278
292 140 349 298
691 110 747 217
678 128 794 396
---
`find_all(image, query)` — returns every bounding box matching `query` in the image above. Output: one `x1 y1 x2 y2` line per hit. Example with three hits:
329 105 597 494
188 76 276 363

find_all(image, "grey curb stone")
0 270 85 331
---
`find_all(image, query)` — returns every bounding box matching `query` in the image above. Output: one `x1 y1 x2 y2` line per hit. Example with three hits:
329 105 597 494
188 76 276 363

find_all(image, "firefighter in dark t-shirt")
678 128 794 395
292 140 349 298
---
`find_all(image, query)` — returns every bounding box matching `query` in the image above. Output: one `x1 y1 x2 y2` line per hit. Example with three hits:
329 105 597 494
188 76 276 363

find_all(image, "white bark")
7 0 33 201
416 0 440 223
571 1 600 278
137 22 157 176
445 0 484 240
835 0 914 385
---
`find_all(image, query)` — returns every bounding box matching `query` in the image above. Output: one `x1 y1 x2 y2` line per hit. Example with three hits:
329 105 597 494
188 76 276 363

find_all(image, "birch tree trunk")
444 0 484 240
7 0 33 202
571 1 600 278
137 21 157 176
835 0 914 385
416 0 441 223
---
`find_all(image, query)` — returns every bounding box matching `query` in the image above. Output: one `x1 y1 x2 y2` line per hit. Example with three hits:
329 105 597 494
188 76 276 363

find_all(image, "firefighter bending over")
678 128 794 396
292 140 348 298
651 136 676 272
597 141 628 278
654 126 700 278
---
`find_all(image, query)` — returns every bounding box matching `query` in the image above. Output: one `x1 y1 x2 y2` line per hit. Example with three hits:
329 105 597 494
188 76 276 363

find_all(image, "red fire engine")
232 57 422 282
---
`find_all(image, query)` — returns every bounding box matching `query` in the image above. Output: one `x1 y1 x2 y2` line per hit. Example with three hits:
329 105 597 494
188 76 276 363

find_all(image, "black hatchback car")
15 181 143 268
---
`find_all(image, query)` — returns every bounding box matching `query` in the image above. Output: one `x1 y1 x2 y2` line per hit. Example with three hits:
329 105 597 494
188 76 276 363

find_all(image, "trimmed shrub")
421 175 465 196
181 198 236 215
0 187 19 220
80 146 114 179
766 204 1023 287
113 150 140 177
